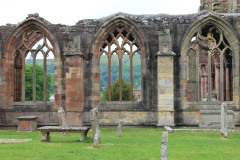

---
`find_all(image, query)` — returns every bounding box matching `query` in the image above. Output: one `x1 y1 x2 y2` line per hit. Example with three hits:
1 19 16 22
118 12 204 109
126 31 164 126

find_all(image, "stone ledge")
164 127 240 133
17 115 38 120
156 51 176 56
0 139 32 143
200 110 235 114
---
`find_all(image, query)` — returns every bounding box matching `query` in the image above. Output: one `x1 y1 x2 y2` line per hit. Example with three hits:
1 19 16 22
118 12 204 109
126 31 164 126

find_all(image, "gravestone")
161 131 168 160
58 107 67 127
90 107 99 139
221 103 227 138
116 119 124 137
58 107 68 135
93 129 101 148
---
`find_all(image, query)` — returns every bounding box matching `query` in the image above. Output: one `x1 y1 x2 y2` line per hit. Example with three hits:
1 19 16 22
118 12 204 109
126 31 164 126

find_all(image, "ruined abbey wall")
1 1 240 127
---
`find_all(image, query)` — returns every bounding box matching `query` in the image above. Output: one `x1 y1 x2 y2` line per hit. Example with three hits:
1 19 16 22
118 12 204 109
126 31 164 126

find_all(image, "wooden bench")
38 126 90 142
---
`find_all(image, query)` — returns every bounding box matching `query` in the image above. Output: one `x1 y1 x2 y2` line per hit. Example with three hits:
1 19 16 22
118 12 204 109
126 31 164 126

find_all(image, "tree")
25 64 52 101
103 79 136 101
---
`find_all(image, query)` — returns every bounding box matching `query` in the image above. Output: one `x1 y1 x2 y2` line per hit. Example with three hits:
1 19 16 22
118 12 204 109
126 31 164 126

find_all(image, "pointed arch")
181 13 239 56
180 13 240 106
92 16 147 104
3 18 62 106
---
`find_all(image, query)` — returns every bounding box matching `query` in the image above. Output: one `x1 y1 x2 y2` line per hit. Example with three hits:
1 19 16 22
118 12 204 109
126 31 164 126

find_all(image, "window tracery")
187 25 232 102
99 26 141 101
14 29 54 103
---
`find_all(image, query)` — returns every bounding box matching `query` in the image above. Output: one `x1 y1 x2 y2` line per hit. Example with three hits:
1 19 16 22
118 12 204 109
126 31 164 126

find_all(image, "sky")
0 0 200 26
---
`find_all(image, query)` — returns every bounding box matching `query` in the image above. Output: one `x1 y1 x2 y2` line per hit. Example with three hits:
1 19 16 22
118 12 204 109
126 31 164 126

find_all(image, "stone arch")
180 13 240 106
3 18 62 106
91 15 147 104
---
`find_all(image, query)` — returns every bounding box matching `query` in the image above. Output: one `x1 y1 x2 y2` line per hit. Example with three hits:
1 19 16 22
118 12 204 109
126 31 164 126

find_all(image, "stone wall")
0 10 239 126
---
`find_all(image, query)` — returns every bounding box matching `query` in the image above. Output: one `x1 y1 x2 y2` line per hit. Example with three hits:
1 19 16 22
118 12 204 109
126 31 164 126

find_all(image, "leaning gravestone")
161 131 168 160
93 129 101 148
116 119 124 137
58 107 68 135
90 107 99 139
221 103 227 138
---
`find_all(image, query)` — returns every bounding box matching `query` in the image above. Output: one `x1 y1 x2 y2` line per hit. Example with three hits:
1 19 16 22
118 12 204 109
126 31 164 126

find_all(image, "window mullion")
208 51 212 101
43 55 47 103
118 50 122 102
21 53 25 102
32 51 36 102
130 55 133 101
196 52 200 102
220 52 224 102
108 55 111 101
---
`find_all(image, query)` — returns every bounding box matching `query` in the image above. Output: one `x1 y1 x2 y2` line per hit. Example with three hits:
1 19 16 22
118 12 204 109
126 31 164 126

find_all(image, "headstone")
93 129 101 148
58 107 67 127
90 107 99 139
58 107 67 135
116 119 124 137
161 131 168 160
221 103 227 138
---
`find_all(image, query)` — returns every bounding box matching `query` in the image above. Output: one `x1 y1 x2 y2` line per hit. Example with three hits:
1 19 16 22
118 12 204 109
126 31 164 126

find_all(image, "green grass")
0 127 239 160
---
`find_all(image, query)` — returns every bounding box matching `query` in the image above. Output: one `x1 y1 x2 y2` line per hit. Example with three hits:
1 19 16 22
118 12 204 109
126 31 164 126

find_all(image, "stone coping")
164 127 240 133
17 115 38 120
12 101 54 105
200 110 235 114
187 101 234 105
0 139 32 143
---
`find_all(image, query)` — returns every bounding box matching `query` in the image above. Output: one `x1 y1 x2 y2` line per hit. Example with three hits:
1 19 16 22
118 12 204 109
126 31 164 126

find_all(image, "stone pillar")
64 37 84 126
156 28 175 127
215 65 220 101
221 103 227 138
116 119 124 137
225 66 230 101
205 75 208 94
161 131 168 160
90 107 99 139
156 52 175 126
201 75 205 98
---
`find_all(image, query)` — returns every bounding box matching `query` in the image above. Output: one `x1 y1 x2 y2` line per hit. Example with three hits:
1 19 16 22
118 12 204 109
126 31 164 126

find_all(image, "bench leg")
46 132 50 142
41 132 50 142
41 132 47 142
80 132 87 142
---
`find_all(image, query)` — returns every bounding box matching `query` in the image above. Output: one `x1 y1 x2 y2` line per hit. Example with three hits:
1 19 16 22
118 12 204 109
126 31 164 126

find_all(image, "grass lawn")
0 127 239 160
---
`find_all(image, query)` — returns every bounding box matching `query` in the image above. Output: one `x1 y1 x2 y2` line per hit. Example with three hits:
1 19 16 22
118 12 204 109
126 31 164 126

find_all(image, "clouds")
0 0 200 25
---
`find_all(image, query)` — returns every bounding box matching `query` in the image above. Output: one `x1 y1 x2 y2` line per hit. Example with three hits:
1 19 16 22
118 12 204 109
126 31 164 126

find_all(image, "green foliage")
25 64 52 101
25 59 55 94
103 79 136 101
100 54 141 93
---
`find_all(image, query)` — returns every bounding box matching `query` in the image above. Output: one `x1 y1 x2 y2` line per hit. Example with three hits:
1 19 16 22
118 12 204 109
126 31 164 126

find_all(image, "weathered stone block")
199 109 235 129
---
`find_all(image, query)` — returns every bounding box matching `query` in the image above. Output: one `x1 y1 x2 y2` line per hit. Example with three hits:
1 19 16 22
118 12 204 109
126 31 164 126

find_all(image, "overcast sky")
0 0 200 26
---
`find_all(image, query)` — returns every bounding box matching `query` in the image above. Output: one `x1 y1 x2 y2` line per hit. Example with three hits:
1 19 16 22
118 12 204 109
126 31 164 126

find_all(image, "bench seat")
38 126 90 142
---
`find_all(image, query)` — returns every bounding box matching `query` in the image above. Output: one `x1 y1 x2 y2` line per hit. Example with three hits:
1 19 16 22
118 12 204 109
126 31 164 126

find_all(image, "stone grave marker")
58 107 68 135
161 131 168 160
116 119 124 137
90 107 99 139
221 103 227 138
93 128 101 148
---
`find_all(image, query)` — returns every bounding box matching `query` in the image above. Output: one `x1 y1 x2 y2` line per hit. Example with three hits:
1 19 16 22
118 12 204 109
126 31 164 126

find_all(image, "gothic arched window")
14 29 55 103
99 26 141 101
187 25 232 102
